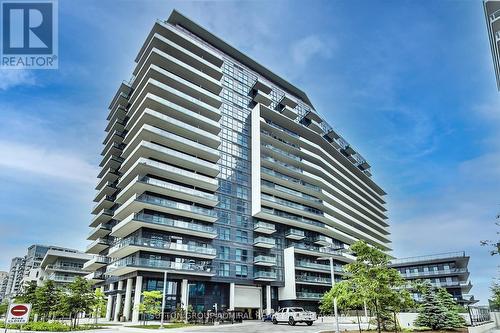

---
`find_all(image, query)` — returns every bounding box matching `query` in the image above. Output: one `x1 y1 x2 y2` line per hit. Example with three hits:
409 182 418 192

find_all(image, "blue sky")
0 0 498 304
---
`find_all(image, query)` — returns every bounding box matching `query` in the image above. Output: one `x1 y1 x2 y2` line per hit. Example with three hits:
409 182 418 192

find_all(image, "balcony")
399 268 469 279
106 257 215 277
85 271 106 284
91 195 114 215
253 236 276 249
94 181 117 202
295 260 330 272
107 104 127 124
47 274 77 283
113 193 218 223
101 140 124 158
89 209 113 228
292 244 355 263
120 140 219 178
253 90 272 106
254 270 277 281
314 235 333 246
83 256 111 271
135 47 222 95
110 212 217 239
253 221 276 234
252 79 272 95
124 111 220 151
117 176 218 207
118 158 218 192
285 229 306 240
86 238 111 254
296 275 331 285
130 72 221 123
280 105 298 120
253 255 277 267
102 129 125 148
126 92 220 137
87 223 112 241
261 180 322 205
107 237 217 260
96 169 120 190
296 292 323 300
307 119 323 134
44 264 85 274
279 95 298 109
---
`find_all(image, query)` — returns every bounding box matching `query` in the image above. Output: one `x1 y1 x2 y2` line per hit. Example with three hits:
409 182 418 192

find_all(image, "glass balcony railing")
262 143 302 161
45 265 84 272
135 158 217 185
254 271 277 279
261 167 321 192
286 229 305 238
137 194 217 218
264 120 300 138
86 238 111 251
261 130 299 149
296 275 331 284
296 292 323 299
254 236 276 246
295 261 330 271
254 255 277 265
48 274 77 283
390 252 466 265
86 255 111 264
261 194 323 216
262 155 303 173
261 207 325 228
109 236 216 256
107 257 213 274
253 221 276 232
399 268 468 278
140 177 217 201
133 212 216 235
261 180 322 204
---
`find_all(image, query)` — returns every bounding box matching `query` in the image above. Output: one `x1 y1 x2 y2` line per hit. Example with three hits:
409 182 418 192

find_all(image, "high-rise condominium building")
22 244 51 285
5 257 26 299
391 252 476 306
0 271 8 302
85 10 389 322
484 0 500 90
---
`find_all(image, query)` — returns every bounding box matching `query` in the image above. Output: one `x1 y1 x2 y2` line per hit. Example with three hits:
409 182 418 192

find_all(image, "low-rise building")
39 247 91 286
391 251 477 305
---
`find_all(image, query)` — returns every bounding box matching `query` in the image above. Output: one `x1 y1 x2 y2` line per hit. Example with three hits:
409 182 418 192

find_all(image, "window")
235 264 248 277
219 263 230 277
218 227 230 240
235 249 248 262
235 230 248 243
218 246 230 260
236 215 249 228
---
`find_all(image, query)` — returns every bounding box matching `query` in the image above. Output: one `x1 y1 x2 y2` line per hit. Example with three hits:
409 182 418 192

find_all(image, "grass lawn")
126 323 194 329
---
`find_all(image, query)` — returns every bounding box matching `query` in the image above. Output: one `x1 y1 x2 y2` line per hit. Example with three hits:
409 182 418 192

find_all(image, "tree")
60 277 96 328
342 241 413 333
480 215 499 255
16 281 37 304
136 290 162 326
415 285 465 329
320 281 365 333
490 282 500 310
34 280 61 321
91 288 106 326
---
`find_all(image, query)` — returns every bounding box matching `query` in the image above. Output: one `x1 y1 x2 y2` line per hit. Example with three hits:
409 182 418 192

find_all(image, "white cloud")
0 70 36 90
290 35 334 66
0 140 97 185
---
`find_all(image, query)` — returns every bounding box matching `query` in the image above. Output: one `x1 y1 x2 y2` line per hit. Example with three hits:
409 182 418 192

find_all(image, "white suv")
272 307 317 326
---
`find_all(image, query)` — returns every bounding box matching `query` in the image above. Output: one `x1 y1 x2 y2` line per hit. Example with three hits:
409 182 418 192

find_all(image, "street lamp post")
318 245 348 333
160 271 168 329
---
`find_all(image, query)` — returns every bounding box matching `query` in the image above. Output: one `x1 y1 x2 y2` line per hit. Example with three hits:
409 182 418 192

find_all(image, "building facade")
22 244 51 286
391 252 476 305
38 247 91 286
0 271 8 303
85 10 389 322
484 0 500 90
4 257 26 300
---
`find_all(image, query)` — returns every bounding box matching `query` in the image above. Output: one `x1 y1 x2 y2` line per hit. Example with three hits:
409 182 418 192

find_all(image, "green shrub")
0 321 102 331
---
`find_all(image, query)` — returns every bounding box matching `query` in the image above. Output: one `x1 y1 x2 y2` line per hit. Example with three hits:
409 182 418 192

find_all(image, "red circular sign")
10 305 28 317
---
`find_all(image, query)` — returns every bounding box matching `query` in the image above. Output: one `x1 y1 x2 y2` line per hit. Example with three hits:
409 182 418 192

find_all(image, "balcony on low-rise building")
83 255 111 271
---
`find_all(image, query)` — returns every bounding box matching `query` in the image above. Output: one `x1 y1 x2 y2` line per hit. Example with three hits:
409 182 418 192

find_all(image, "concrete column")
266 285 271 315
131 276 143 323
105 283 114 321
123 278 133 321
113 280 124 322
229 283 235 311
181 279 188 310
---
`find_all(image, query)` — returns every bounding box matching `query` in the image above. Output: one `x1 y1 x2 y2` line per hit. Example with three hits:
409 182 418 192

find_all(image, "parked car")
272 307 316 326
